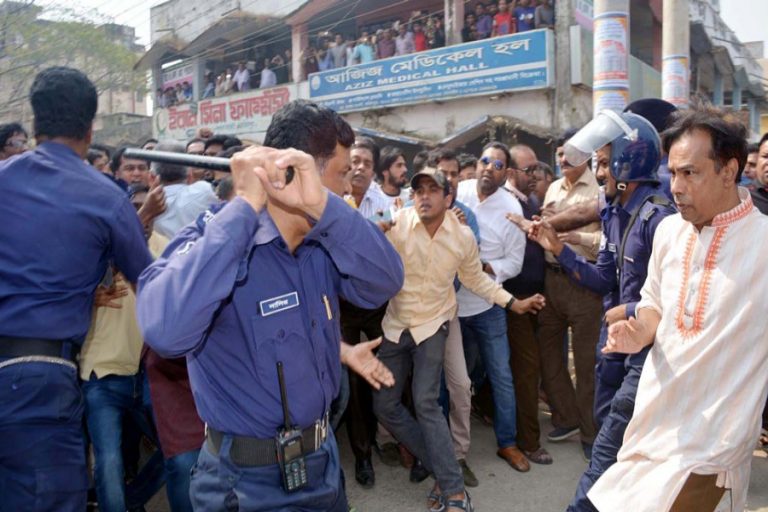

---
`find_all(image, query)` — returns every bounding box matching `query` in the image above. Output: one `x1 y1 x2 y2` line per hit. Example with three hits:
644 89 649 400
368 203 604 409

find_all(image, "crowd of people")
153 0 558 104
302 1 554 79
2 65 768 512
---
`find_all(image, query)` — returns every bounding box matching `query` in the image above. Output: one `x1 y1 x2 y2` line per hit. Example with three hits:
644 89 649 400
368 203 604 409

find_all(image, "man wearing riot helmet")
521 110 676 511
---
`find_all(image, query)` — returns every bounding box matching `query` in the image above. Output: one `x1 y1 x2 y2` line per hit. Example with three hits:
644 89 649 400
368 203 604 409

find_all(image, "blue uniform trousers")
0 359 88 512
568 346 650 512
593 324 627 428
190 429 348 512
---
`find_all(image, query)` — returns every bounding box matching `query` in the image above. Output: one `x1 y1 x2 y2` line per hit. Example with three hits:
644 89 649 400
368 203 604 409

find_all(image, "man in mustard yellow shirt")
373 167 544 512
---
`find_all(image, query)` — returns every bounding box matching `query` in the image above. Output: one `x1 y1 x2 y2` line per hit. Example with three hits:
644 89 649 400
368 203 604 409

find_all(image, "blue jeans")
460 306 518 448
190 430 347 511
0 359 88 512
82 371 165 512
164 450 199 512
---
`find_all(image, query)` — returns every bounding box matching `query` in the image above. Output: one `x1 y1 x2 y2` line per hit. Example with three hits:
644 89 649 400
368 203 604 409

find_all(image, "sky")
48 0 768 55
719 0 768 56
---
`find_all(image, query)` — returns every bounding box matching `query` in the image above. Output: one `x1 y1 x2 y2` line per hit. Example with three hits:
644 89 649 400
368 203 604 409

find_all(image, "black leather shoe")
355 458 375 489
409 458 430 483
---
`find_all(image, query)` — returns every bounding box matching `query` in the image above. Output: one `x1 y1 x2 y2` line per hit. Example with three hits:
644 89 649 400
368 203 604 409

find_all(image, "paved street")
342 414 768 512
147 410 768 511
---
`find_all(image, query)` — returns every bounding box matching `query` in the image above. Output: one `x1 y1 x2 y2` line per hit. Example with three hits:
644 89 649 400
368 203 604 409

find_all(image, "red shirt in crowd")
413 31 428 51
494 11 515 35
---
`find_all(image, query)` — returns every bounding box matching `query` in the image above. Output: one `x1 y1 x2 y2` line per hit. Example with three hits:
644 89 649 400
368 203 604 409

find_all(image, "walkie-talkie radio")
275 362 308 492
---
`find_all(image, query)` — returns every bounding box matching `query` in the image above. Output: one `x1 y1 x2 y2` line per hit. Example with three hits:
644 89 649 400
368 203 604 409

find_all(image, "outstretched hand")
604 317 646 354
528 218 565 256
511 294 546 315
342 338 395 390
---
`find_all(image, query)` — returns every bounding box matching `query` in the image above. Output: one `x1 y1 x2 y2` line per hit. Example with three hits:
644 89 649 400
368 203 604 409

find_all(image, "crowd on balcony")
157 52 294 107
301 0 555 78
154 0 556 105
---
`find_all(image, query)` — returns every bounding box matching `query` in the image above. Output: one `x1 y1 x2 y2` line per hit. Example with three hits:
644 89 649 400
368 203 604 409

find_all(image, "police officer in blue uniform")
527 110 676 511
136 100 404 511
0 67 152 511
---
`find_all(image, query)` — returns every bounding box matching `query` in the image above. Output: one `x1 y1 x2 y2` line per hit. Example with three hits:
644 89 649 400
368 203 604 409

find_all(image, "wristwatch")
505 297 516 311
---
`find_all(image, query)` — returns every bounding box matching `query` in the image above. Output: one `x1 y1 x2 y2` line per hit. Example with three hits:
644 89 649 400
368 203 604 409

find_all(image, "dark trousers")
190 430 347 511
537 268 602 443
593 323 627 428
339 300 386 462
0 360 88 512
506 302 542 453
568 347 649 512
670 473 727 512
373 325 464 497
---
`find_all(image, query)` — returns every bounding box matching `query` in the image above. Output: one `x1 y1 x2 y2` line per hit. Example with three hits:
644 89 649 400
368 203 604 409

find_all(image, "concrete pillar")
661 0 690 107
553 0 586 132
192 57 204 102
712 69 723 106
291 23 309 83
748 97 760 136
592 0 630 114
445 0 464 46
152 64 163 112
732 82 742 111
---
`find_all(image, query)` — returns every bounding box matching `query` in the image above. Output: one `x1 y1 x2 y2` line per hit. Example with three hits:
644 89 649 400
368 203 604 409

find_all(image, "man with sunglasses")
526 131 603 462
502 144 552 466
0 122 29 160
456 141 531 472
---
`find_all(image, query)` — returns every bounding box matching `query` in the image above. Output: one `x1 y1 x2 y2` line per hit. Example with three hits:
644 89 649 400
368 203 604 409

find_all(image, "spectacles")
480 156 505 170
518 165 538 175
5 139 28 149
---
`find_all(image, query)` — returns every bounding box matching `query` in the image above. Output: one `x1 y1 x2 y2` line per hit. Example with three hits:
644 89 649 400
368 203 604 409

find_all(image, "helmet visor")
564 110 634 167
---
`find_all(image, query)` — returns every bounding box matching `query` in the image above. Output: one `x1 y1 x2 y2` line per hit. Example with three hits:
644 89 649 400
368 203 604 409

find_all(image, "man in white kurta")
589 113 768 511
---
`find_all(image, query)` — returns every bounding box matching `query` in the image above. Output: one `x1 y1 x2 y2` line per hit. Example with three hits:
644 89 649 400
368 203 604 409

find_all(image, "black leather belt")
0 336 80 363
206 414 329 467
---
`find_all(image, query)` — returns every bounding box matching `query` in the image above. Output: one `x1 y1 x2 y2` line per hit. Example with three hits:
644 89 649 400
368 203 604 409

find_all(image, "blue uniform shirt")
656 155 674 201
556 183 675 320
137 195 404 437
0 142 152 342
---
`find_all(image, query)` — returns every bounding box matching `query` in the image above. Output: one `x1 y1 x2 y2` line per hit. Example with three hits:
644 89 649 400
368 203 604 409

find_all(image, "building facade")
139 0 766 159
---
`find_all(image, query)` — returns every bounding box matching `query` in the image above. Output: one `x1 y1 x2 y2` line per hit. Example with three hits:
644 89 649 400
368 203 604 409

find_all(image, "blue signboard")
308 29 553 113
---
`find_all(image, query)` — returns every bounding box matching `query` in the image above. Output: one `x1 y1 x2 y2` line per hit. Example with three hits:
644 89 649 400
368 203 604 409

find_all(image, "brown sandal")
523 447 554 465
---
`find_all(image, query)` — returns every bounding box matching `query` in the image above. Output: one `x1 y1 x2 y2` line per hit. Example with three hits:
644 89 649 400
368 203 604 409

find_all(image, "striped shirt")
345 183 392 220
589 189 768 512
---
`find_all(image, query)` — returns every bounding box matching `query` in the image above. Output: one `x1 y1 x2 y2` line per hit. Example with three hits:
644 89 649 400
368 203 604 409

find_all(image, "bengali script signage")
153 85 296 141
308 30 552 113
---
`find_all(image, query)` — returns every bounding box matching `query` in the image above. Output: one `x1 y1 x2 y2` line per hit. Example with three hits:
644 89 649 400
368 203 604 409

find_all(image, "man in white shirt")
259 58 276 89
589 106 768 512
395 23 415 55
233 61 250 92
150 141 218 239
346 137 391 219
456 141 530 472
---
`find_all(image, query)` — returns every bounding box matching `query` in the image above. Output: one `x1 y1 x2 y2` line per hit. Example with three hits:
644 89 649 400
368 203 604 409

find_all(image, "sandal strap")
427 491 445 512
445 491 473 512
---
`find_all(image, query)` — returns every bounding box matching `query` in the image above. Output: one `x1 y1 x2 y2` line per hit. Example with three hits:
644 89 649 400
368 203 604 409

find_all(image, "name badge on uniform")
259 292 300 317
607 243 617 253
